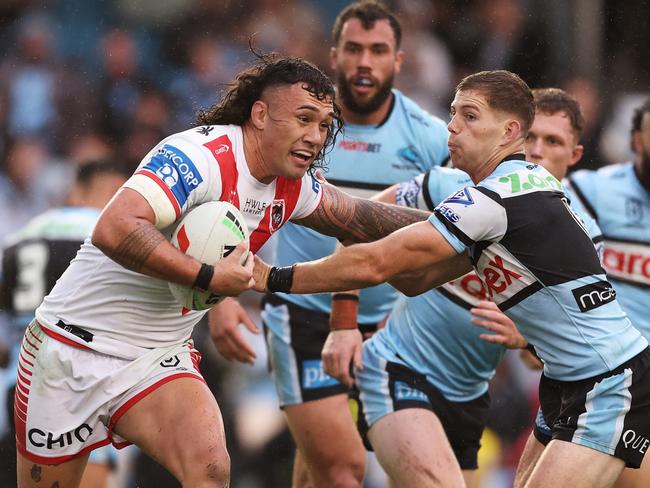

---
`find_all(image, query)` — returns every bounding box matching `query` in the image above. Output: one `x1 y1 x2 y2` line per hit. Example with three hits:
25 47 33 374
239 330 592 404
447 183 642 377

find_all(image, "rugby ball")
169 201 249 310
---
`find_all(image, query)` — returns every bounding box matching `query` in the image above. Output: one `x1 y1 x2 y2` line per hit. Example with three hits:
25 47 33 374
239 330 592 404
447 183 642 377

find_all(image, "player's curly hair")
196 51 343 172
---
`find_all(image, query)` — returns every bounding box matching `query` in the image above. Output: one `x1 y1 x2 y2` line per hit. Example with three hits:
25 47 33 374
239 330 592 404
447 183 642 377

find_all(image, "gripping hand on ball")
209 243 255 296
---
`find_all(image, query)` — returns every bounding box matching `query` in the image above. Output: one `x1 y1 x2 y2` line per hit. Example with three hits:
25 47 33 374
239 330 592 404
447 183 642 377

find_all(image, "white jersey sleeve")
289 172 324 220
123 135 221 229
429 186 508 253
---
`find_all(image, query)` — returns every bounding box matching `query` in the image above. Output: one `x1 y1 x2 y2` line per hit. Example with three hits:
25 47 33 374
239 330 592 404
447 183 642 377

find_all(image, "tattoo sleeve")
106 222 166 271
294 184 431 243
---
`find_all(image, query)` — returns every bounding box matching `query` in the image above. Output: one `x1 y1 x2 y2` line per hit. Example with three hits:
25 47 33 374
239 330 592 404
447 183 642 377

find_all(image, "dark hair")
632 98 650 133
76 159 129 185
533 88 585 140
332 1 402 49
196 52 342 171
456 70 534 133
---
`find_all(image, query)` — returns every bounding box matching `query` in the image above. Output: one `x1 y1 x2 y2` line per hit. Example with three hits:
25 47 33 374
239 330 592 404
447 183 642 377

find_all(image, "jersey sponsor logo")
602 241 650 286
394 381 430 404
437 204 460 223
622 429 650 454
270 199 285 232
498 171 562 194
482 255 522 296
311 175 320 194
445 272 487 305
446 187 475 206
143 144 203 209
337 140 381 153
301 359 339 389
28 423 93 449
242 197 267 216
571 280 617 312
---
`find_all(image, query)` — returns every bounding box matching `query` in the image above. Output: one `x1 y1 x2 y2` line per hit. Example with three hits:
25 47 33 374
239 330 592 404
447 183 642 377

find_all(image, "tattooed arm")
92 188 253 296
293 182 431 242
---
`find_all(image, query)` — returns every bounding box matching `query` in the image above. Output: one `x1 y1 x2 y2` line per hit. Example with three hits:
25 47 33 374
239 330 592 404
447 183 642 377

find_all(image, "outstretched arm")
293 181 431 243
255 219 464 295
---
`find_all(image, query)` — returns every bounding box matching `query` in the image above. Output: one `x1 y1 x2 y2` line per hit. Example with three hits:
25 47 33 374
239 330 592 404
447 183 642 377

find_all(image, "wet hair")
332 0 402 49
196 52 342 171
533 88 585 140
631 98 650 133
456 70 534 133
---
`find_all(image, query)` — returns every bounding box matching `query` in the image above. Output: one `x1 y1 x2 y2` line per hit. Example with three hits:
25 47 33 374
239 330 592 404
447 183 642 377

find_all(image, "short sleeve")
123 136 218 229
290 172 324 220
430 186 508 253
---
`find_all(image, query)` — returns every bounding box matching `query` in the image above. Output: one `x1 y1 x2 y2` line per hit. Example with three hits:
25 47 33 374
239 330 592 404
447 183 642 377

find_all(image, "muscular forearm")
93 217 201 287
294 185 430 243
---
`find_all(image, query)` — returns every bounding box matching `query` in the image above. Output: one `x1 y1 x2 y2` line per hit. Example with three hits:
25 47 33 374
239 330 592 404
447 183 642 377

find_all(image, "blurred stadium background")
0 0 648 487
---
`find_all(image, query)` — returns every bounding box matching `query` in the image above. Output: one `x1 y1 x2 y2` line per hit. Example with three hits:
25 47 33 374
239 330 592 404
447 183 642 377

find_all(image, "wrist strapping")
330 293 359 330
267 265 295 293
193 263 214 291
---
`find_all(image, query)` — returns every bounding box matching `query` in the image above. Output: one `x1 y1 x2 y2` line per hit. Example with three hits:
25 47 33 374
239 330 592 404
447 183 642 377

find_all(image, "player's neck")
634 158 650 192
242 123 274 184
472 144 525 184
341 92 394 126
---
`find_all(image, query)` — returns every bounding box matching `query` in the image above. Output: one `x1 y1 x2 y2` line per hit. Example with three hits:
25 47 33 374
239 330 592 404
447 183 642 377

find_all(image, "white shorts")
15 320 205 464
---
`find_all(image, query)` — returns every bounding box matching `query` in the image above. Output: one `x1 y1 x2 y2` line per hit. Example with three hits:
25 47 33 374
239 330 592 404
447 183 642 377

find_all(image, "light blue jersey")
567 163 650 337
274 90 449 323
428 157 646 381
371 166 604 401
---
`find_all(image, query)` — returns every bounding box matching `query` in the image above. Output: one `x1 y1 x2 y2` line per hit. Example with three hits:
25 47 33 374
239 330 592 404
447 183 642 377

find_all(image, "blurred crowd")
0 0 648 486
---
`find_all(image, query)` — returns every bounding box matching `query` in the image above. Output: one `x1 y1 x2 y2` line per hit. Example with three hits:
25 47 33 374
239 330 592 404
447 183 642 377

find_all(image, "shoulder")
394 90 448 134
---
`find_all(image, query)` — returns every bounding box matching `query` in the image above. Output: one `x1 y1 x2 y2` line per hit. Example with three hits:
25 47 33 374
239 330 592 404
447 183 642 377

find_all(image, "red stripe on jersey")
249 176 303 253
177 225 190 253
135 169 182 219
203 135 240 208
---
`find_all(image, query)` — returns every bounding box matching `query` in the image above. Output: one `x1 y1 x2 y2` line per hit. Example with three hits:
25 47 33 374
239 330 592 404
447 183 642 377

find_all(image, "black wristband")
332 293 360 302
193 263 214 291
267 265 295 293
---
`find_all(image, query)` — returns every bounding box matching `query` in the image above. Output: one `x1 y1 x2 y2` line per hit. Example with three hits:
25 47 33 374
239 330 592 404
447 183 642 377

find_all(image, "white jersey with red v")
35 125 322 359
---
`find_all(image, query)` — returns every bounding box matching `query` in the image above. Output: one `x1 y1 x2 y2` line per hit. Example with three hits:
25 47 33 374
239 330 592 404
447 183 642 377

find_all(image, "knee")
181 445 231 488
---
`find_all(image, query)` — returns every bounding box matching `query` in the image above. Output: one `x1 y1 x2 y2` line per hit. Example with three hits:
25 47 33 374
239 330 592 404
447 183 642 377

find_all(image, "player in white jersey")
255 70 650 488
16 55 430 487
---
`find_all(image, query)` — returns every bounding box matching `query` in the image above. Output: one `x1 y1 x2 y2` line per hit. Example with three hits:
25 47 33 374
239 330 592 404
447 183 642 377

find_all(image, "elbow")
91 224 112 254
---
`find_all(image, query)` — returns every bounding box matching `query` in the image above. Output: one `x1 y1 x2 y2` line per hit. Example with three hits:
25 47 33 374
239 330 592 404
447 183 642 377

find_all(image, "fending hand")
470 300 528 349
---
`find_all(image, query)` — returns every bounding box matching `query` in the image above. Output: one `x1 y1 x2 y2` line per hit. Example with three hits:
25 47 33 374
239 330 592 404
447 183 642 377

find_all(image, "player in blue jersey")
507 98 650 488
255 70 650 488
0 161 128 488
210 3 448 487
339 88 601 488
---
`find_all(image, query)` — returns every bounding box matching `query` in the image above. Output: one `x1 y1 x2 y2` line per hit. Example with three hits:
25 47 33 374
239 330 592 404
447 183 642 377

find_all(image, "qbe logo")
571 280 616 312
301 359 339 389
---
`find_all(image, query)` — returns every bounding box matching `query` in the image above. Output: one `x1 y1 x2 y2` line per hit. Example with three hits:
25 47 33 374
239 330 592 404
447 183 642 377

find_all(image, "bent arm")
293 183 430 243
287 220 460 294
92 188 203 287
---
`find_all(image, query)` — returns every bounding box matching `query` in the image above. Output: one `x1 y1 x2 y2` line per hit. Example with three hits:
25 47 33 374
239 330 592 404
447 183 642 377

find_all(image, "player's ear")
394 49 404 75
250 100 267 130
503 118 522 145
571 144 584 166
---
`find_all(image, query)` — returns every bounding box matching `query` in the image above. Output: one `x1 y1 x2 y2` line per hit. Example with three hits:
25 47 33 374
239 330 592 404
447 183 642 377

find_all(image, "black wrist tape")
267 265 295 293
332 293 360 302
193 263 214 291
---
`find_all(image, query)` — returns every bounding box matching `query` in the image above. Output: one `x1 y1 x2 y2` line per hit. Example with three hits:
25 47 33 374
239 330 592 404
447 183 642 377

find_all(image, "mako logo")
572 280 616 312
301 360 339 389
29 424 93 449
394 381 429 404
